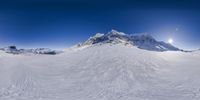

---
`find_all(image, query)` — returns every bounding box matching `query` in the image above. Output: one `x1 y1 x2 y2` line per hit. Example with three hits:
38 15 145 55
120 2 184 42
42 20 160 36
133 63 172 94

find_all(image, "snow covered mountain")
77 30 180 51
0 46 59 55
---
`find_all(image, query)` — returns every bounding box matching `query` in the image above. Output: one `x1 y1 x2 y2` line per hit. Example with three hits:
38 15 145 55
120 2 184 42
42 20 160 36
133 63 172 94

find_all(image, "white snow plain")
0 44 200 100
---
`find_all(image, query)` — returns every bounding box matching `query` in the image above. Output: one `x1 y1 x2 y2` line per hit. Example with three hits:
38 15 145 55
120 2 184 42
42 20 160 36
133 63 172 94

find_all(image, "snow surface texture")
0 43 200 100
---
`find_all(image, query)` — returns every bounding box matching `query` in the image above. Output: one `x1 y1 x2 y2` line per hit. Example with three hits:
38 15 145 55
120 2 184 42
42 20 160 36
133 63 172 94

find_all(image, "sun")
168 38 174 44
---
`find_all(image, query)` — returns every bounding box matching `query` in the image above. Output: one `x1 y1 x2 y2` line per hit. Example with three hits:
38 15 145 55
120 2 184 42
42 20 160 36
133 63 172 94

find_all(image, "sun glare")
168 38 174 44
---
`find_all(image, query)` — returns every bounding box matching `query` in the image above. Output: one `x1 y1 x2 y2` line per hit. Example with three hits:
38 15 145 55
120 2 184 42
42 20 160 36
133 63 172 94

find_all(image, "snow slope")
0 44 200 100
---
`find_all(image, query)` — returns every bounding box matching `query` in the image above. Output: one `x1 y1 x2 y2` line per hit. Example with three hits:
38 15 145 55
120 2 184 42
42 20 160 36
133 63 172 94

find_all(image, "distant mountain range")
0 45 60 55
0 30 186 55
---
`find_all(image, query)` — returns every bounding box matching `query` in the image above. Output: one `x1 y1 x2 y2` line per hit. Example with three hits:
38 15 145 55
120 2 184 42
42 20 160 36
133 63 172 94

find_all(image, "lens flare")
168 38 173 44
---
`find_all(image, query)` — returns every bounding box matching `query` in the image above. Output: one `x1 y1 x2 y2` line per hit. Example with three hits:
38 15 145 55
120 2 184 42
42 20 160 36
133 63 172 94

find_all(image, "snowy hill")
77 30 180 51
0 43 200 100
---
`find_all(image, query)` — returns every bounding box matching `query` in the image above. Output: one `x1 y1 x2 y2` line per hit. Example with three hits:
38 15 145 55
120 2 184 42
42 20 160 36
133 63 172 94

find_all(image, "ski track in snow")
0 44 200 100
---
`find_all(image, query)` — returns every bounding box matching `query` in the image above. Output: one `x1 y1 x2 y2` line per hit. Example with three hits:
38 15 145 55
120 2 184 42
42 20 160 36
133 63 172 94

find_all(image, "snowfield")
0 44 200 100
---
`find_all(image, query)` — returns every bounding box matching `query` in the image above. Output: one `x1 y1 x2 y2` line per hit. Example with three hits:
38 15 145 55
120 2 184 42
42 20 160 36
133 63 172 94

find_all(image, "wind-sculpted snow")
0 44 200 100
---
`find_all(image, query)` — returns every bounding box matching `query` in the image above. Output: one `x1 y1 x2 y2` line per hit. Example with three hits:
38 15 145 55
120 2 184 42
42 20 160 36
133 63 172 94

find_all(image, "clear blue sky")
0 0 200 50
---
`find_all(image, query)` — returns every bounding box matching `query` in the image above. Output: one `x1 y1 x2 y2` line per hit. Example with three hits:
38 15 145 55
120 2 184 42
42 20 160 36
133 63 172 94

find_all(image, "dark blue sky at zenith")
0 0 200 49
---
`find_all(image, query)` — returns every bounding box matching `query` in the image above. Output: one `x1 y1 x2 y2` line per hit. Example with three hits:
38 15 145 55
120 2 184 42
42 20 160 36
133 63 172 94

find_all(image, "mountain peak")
108 29 126 36
77 30 180 51
90 33 104 39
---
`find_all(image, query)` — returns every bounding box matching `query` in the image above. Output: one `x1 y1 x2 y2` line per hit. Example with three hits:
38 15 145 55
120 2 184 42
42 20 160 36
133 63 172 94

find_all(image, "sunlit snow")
0 44 200 100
